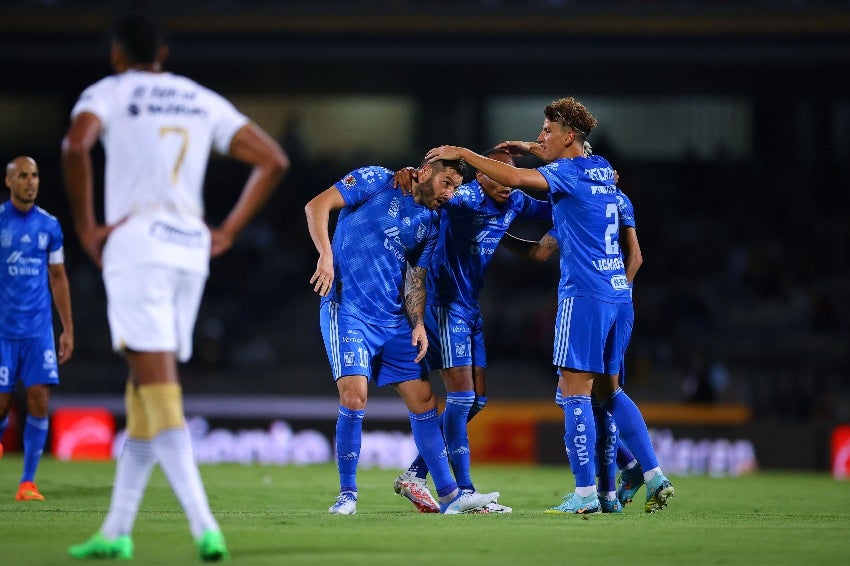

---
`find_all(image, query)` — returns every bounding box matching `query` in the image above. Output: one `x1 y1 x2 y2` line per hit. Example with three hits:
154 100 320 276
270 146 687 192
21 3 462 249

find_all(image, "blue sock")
563 395 596 489
603 388 659 472
335 406 364 493
409 408 456 498
444 391 475 490
468 395 487 420
616 439 636 470
592 400 618 493
21 415 49 483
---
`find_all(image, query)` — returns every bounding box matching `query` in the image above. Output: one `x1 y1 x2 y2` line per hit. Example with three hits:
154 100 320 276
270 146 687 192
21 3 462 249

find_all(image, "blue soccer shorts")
0 330 60 392
423 304 486 372
320 301 426 386
553 296 632 376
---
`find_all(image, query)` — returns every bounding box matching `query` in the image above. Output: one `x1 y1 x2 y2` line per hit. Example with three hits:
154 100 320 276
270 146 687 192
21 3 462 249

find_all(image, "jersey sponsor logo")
6 250 42 276
584 166 615 182
383 227 406 262
149 221 205 248
610 275 630 290
590 185 617 195
341 336 363 343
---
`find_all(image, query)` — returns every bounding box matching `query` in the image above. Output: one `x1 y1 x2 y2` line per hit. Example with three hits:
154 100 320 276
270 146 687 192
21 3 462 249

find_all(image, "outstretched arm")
425 145 549 191
404 265 428 363
305 187 346 296
211 122 290 257
501 232 559 263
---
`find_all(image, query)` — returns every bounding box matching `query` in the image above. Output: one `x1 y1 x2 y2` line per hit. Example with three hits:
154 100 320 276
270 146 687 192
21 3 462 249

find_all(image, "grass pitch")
1 456 849 565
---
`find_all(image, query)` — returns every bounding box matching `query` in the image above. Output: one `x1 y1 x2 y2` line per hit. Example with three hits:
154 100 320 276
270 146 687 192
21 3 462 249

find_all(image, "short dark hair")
430 158 469 180
111 13 164 64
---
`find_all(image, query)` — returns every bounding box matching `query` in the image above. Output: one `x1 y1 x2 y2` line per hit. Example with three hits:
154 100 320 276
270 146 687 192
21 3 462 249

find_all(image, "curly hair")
544 97 598 139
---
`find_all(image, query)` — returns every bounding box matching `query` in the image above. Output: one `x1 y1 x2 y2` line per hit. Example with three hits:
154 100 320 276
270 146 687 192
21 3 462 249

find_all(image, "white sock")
575 486 596 497
643 467 663 483
623 459 638 471
603 491 617 501
152 427 219 539
101 438 156 538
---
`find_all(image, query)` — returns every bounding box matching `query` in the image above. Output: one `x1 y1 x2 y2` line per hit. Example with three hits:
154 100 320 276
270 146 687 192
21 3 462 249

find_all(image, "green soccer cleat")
197 529 230 562
544 492 601 514
68 533 134 560
644 473 675 513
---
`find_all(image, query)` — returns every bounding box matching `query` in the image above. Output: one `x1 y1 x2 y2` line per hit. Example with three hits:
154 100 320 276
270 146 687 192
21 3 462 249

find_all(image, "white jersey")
70 70 249 274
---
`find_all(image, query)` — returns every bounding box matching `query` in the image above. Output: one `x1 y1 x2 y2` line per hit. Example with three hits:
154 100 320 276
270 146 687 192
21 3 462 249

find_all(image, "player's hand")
425 145 464 163
78 220 124 270
57 330 74 364
411 323 428 363
310 254 334 296
495 140 538 157
210 227 236 258
392 167 417 196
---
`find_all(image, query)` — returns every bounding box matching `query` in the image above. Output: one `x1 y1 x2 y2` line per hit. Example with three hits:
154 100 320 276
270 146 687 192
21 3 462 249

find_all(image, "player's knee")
138 383 185 436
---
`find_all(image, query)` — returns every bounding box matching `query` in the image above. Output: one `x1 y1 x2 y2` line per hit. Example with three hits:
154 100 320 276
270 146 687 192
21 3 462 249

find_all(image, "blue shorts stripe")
328 302 341 377
437 306 451 367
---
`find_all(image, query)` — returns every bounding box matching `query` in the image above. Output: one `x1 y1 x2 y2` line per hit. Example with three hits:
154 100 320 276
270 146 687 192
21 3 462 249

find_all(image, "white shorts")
103 265 207 362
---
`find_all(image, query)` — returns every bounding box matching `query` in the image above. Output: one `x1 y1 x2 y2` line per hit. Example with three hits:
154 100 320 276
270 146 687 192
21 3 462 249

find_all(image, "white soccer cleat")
393 472 440 513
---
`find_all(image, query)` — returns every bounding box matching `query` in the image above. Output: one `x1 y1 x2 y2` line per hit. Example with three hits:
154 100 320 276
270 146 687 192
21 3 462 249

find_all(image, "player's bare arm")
501 232 559 263
404 265 428 363
425 145 548 191
211 122 289 258
305 186 346 296
47 262 74 364
620 226 643 282
61 112 117 269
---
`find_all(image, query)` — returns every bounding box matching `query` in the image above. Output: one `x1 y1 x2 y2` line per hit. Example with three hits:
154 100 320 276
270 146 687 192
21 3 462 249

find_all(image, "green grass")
1 456 849 565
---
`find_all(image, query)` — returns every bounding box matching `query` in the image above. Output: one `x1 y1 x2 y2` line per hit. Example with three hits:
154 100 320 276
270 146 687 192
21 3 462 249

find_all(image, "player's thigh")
320 302 380 382
173 271 207 362
375 326 427 388
0 338 19 394
17 331 60 390
103 266 184 356
553 296 618 374
424 305 483 371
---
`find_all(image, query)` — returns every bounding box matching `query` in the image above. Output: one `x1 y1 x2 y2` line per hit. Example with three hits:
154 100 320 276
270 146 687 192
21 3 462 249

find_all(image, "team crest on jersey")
455 342 466 357
342 175 357 188
343 352 355 366
388 198 400 218
504 210 516 226
416 223 426 242
38 232 49 250
0 230 11 248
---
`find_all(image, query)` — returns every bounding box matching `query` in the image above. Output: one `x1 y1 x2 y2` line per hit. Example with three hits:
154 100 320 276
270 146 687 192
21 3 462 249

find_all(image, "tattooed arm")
404 264 429 363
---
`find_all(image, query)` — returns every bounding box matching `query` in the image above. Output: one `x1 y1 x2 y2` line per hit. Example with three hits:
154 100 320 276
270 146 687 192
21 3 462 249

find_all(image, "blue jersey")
429 180 552 316
538 155 630 303
0 201 64 338
324 166 440 326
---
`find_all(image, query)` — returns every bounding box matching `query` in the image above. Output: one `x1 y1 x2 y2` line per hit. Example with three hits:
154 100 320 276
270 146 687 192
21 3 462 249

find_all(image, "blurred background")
1 0 848 471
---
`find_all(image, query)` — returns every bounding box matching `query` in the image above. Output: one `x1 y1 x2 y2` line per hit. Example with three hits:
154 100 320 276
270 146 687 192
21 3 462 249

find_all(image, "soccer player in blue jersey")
502 179 648 512
305 157 500 515
426 96 674 514
391 149 551 514
0 156 74 501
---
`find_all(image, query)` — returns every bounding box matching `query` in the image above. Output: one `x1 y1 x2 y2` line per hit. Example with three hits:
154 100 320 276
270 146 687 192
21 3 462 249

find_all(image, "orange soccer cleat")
16 481 45 501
